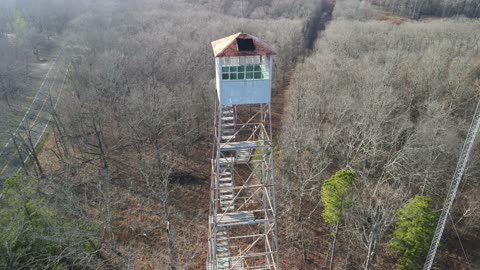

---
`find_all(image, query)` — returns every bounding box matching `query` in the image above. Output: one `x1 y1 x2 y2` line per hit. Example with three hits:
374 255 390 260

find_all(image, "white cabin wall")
215 55 273 106
220 80 271 105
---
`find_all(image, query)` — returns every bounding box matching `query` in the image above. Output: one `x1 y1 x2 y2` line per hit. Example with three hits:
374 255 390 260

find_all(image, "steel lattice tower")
207 32 279 270
423 100 480 270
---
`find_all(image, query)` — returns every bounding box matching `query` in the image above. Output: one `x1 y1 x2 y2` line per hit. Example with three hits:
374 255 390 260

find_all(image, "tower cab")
211 32 276 105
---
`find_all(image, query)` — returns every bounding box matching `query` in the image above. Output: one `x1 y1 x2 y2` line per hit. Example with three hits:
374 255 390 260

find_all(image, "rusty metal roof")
211 32 276 57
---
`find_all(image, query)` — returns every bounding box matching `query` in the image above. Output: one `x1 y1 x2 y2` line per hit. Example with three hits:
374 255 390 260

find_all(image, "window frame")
221 56 270 81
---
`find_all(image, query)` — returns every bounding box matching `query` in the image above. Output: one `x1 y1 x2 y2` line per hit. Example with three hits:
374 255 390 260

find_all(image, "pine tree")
320 169 355 270
388 195 439 270
321 169 355 226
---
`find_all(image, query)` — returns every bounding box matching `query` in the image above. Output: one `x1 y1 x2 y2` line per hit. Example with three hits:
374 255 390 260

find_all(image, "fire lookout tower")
207 32 279 270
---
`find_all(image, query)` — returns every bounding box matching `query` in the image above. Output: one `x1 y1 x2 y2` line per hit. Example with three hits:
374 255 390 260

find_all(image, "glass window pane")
262 72 269 79
238 73 245 79
246 72 253 79
238 65 245 72
246 65 254 71
222 73 229 80
230 73 237 80
254 64 261 71
222 66 229 72
254 72 261 79
230 66 238 72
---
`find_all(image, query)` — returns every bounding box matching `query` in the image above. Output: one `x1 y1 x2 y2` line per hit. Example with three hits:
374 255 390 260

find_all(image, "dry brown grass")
378 15 407 25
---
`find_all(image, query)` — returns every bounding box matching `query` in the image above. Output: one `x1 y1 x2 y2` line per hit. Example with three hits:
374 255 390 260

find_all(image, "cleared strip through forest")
304 0 335 50
271 0 335 135
0 51 69 184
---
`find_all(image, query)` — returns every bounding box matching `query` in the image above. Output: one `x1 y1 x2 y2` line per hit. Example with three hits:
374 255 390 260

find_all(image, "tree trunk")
329 222 339 270
166 217 175 269
27 133 45 178
12 136 28 175
154 139 175 269
50 96 71 160
93 120 114 243
364 235 376 270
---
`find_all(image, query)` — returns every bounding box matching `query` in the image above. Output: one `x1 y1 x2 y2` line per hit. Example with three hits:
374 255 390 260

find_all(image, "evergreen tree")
321 169 355 226
320 169 355 269
0 174 98 269
389 195 439 270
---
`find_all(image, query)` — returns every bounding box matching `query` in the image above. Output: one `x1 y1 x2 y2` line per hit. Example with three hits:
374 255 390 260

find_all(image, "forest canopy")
0 0 479 269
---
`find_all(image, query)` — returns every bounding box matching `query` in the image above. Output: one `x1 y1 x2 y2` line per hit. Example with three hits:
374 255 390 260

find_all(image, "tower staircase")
208 32 278 270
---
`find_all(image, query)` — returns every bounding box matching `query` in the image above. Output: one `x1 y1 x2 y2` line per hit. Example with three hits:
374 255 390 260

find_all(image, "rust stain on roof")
211 32 276 57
